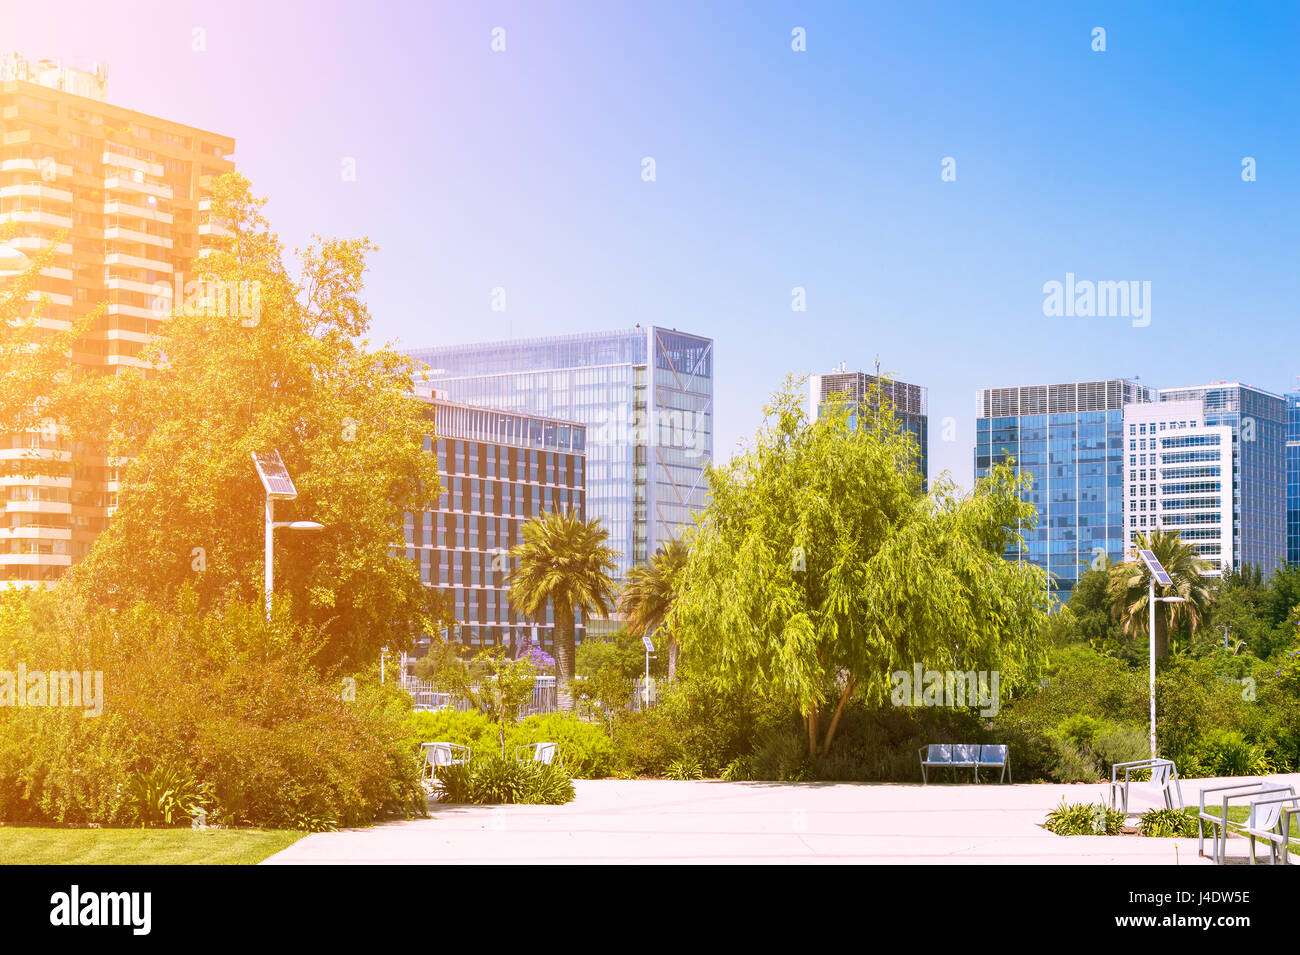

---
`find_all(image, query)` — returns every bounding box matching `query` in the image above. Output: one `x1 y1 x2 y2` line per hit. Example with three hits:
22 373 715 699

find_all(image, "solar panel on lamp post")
251 451 323 621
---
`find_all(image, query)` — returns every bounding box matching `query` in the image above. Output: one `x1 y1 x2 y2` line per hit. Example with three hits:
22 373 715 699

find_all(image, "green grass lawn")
0 827 304 865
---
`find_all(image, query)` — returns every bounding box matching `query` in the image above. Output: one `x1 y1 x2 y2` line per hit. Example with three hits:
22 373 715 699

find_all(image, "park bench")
1245 792 1300 865
514 742 558 765
419 741 471 782
1109 758 1183 815
919 743 1010 783
1198 780 1294 864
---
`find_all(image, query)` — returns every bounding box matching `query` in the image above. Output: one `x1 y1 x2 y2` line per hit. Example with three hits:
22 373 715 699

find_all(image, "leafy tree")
1065 560 1140 662
62 174 442 669
1106 529 1212 660
674 379 1052 758
508 509 618 707
0 226 97 437
618 537 688 680
437 646 538 757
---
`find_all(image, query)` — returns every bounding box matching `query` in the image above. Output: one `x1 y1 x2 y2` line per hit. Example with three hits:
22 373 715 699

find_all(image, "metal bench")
420 741 471 781
1246 793 1300 865
1110 758 1183 815
1198 780 1293 864
919 743 1010 783
514 742 558 765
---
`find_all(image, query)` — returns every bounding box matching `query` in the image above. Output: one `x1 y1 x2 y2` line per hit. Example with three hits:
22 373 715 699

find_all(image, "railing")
401 674 557 716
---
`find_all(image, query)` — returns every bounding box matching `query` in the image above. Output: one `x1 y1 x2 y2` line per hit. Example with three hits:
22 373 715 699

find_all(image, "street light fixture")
0 243 31 274
251 450 323 620
1138 549 1186 760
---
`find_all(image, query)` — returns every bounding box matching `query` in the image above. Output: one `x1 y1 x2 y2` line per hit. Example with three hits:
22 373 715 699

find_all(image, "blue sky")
10 0 1299 487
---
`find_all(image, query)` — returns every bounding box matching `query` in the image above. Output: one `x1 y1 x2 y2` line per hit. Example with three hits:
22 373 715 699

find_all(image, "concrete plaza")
263 773 1300 865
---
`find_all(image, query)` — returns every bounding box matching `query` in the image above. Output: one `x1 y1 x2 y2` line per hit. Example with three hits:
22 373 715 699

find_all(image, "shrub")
434 756 575 805
664 755 703 780
121 763 212 828
721 756 756 781
1043 800 1125 836
407 708 500 758
0 594 425 830
504 713 616 779
1138 808 1198 838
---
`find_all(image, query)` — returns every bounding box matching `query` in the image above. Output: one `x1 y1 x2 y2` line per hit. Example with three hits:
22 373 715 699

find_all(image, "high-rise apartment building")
0 54 234 587
1157 382 1286 575
974 379 1153 601
809 365 928 487
407 326 713 580
406 397 586 651
1122 400 1232 574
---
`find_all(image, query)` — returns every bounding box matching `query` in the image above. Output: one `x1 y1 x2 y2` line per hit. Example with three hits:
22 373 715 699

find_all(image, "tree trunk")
1154 608 1170 659
821 678 855 754
667 636 678 682
553 602 576 711
806 708 820 759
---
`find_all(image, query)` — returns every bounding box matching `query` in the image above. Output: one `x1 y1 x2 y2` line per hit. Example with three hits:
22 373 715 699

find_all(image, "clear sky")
8 0 1298 488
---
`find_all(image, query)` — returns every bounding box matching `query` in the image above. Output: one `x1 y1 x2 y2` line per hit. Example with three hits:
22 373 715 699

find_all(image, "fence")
401 674 557 717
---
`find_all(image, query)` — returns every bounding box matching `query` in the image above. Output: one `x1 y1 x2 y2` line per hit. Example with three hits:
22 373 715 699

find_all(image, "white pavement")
263 773 1300 865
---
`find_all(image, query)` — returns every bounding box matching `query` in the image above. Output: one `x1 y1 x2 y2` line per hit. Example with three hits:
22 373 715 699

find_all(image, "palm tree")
1106 529 1213 659
618 537 689 681
508 509 618 708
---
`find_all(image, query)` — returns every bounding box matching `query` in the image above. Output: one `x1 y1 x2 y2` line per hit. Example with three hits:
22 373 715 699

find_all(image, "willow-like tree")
1107 528 1212 659
508 509 618 707
618 537 688 681
674 379 1052 759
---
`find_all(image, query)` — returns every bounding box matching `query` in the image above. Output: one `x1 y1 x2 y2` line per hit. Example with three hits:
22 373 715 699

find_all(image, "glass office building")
809 367 928 488
407 327 713 579
1288 392 1300 566
1158 383 1286 575
974 379 1153 603
407 398 586 651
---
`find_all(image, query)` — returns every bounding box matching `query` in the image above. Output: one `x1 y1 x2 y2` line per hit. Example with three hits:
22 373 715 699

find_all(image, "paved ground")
263 773 1300 865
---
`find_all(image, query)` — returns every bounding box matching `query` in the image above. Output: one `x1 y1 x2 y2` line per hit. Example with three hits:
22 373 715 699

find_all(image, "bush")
1043 800 1125 836
1138 808 1199 838
434 756 575 805
407 709 500 759
0 594 425 830
504 713 616 779
664 755 703 780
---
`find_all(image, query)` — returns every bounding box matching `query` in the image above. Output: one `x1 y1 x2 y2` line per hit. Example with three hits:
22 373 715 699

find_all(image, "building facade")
0 54 234 587
407 398 586 651
974 379 1153 602
809 366 928 487
1287 391 1300 566
1122 400 1232 575
1157 383 1286 576
407 326 713 579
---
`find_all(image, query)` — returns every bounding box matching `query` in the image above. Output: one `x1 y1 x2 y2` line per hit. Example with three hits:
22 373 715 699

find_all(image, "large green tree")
1106 528 1212 660
508 509 618 707
63 174 442 669
618 537 688 681
674 380 1052 758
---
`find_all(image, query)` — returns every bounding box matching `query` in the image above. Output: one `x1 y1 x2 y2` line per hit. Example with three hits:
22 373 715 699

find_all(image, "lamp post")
1138 548 1185 761
252 450 322 621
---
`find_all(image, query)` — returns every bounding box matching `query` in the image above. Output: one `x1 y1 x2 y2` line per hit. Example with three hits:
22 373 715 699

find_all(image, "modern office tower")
1157 382 1286 576
406 326 713 580
974 379 1154 602
1122 400 1232 574
406 397 587 652
809 364 928 487
0 54 235 588
1287 391 1300 566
